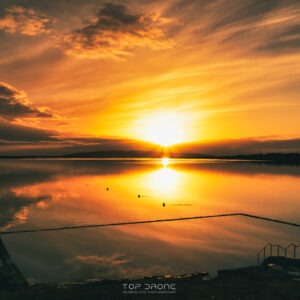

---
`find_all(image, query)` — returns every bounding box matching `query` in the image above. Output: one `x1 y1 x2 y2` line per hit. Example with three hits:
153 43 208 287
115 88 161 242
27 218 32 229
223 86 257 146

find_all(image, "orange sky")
0 0 300 154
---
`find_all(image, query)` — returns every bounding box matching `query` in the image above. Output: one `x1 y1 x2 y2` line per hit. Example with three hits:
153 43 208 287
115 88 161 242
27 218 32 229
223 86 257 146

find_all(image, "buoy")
162 203 165 207
138 194 141 198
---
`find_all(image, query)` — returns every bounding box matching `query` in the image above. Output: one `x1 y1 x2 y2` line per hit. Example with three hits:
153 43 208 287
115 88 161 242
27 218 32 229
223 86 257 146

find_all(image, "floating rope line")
0 213 299 235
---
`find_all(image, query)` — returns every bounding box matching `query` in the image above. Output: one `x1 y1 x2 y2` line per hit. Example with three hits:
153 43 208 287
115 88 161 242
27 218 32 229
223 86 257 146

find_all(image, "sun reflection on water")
149 163 180 197
162 157 169 167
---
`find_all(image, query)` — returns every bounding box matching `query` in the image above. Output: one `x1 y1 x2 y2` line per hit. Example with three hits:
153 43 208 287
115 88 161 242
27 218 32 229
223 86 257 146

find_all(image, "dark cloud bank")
62 3 173 59
0 82 54 119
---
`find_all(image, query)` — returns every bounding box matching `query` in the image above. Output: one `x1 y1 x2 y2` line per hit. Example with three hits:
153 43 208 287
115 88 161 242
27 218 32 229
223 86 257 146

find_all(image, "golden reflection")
148 165 180 196
162 157 169 167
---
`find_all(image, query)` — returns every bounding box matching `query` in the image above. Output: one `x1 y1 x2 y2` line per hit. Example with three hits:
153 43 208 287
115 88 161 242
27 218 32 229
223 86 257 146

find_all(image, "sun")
139 112 186 146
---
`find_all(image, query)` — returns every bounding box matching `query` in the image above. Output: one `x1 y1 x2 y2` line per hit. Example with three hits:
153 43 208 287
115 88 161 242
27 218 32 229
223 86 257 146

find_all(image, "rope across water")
0 213 299 235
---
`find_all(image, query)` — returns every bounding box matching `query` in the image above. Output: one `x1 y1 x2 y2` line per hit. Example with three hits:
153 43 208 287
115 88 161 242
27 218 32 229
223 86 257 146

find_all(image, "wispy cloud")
173 0 300 57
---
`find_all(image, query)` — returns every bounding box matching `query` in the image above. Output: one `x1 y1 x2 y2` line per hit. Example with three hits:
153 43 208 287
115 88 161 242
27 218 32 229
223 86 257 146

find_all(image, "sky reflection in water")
0 159 299 283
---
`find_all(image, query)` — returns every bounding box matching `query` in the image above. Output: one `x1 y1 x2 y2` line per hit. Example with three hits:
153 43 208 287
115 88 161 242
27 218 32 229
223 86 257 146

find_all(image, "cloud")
0 119 58 142
255 24 300 54
0 5 53 36
231 3 300 56
167 0 300 57
62 3 174 59
0 82 55 119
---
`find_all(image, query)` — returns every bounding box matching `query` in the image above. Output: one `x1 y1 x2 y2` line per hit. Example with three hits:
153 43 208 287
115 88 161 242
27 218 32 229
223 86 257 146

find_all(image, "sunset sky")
0 0 300 155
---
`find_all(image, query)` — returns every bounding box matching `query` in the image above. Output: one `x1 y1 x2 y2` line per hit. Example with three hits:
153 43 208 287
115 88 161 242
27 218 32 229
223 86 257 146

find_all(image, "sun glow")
148 167 180 196
138 112 186 146
162 157 169 167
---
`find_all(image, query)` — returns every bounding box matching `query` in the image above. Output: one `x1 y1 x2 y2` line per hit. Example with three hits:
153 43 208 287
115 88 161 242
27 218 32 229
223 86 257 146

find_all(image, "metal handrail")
257 243 300 264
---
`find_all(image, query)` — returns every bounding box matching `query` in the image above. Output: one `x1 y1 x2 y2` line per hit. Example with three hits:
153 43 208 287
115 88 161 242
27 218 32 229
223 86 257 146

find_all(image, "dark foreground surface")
1 257 300 300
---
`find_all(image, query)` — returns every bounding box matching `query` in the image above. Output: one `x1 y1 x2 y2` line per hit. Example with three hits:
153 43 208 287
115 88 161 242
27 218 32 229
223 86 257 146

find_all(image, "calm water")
0 159 299 284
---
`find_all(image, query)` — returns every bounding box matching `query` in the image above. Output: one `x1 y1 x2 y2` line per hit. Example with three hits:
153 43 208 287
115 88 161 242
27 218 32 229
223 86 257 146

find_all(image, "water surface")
0 159 299 283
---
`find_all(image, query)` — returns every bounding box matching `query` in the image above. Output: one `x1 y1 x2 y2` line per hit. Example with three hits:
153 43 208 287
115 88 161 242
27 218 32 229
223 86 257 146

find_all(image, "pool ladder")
257 243 300 265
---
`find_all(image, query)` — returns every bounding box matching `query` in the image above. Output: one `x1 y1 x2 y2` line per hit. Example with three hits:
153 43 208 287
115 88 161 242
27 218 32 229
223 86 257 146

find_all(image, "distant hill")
63 150 160 158
217 152 300 162
1 151 300 163
62 150 213 158
62 151 300 161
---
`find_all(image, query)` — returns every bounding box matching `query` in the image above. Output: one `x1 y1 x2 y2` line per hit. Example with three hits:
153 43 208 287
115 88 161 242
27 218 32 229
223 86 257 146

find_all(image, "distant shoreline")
0 152 300 163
